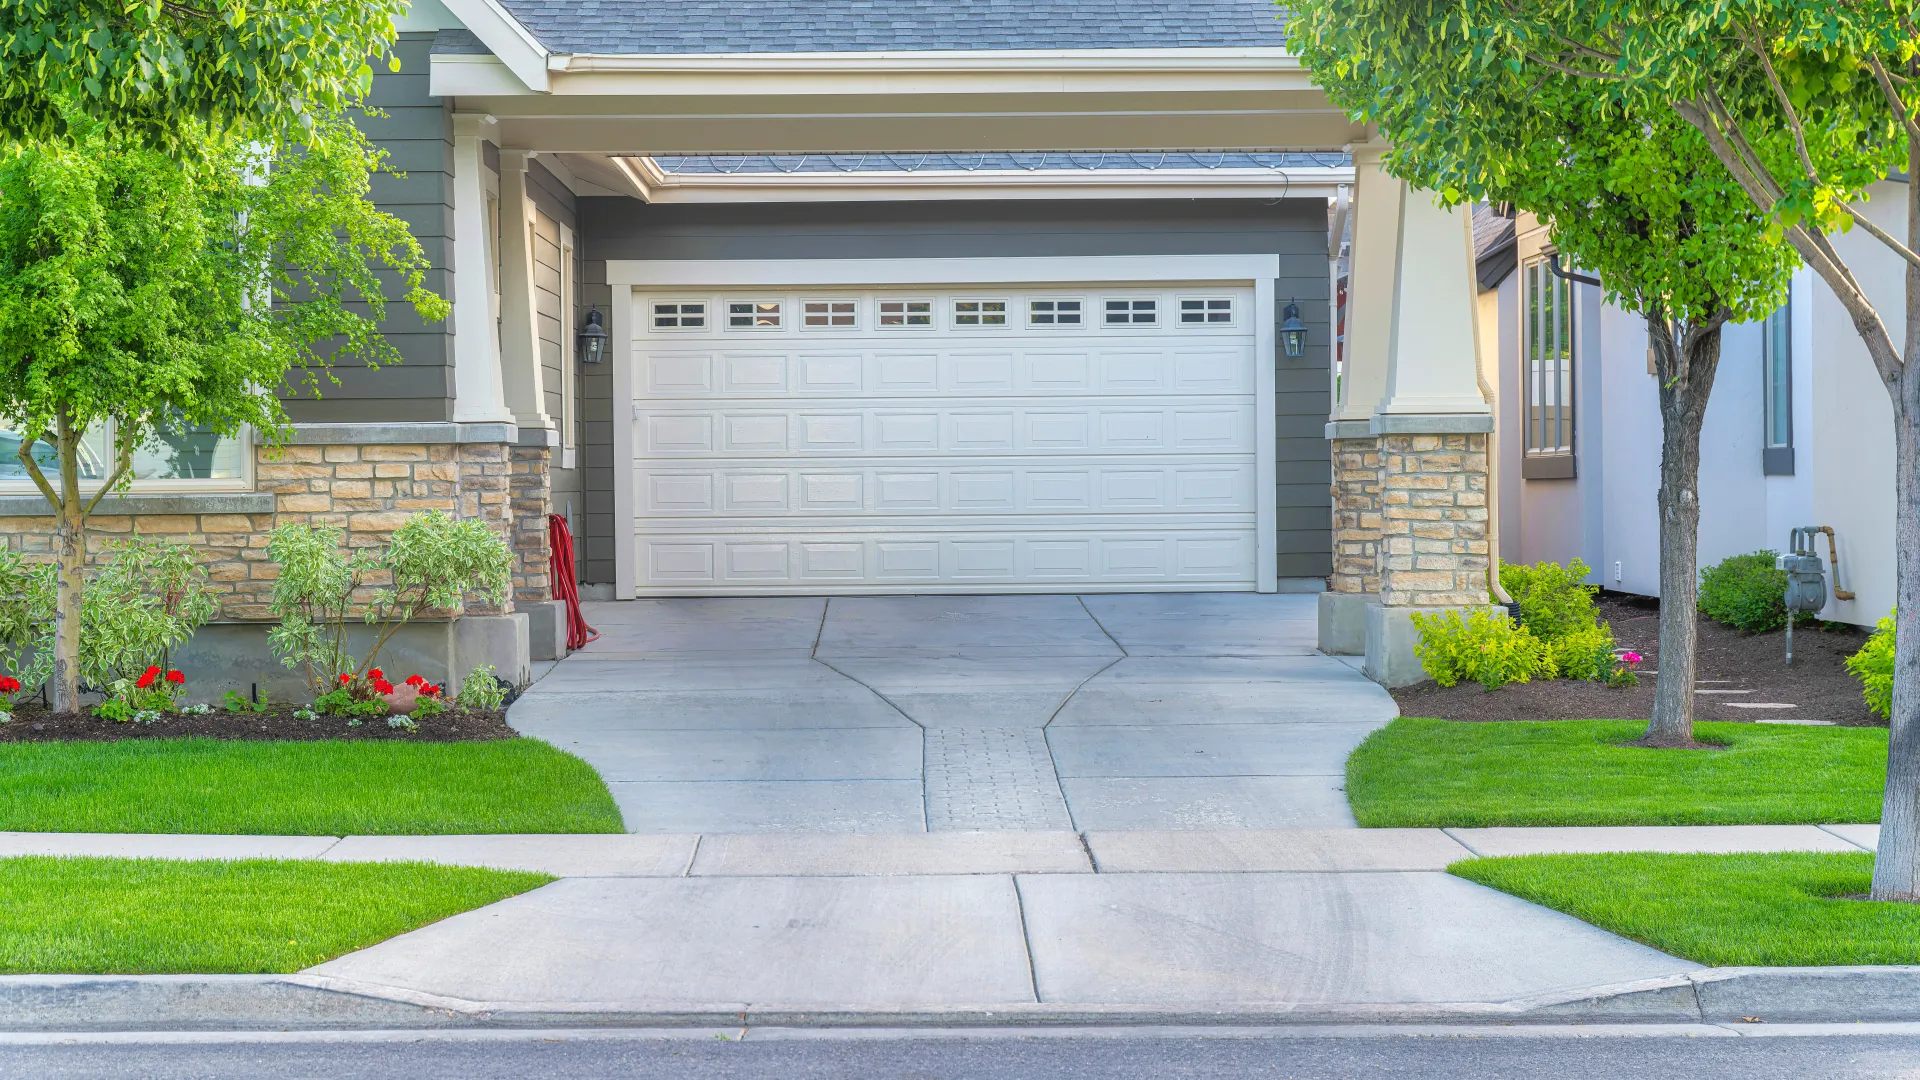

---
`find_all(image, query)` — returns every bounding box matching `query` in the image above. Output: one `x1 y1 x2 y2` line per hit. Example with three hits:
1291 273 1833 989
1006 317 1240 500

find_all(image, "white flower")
294 708 318 721
0 711 11 724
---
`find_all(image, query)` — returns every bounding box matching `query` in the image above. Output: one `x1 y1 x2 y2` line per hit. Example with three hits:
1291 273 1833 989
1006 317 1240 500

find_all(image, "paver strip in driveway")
509 593 1397 834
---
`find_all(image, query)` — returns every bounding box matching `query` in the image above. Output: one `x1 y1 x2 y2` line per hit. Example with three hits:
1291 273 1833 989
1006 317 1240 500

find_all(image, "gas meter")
1776 526 1854 663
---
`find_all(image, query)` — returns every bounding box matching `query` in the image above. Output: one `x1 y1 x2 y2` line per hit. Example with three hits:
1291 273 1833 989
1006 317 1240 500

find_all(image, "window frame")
800 298 860 331
559 226 578 468
724 299 785 331
1762 294 1794 475
1028 297 1085 328
1104 298 1159 326
877 298 935 329
1178 296 1237 325
952 298 1010 328
649 299 710 331
0 419 256 496
1520 254 1578 480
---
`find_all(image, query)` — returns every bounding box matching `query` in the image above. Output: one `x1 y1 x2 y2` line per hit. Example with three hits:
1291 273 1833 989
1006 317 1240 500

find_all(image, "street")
6 1027 1920 1080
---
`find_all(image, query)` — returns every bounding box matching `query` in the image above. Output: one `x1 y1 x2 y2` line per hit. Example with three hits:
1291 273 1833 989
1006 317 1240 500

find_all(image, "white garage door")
619 262 1276 595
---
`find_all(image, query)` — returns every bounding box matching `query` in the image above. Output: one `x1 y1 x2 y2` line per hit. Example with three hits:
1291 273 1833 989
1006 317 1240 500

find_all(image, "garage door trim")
606 255 1281 596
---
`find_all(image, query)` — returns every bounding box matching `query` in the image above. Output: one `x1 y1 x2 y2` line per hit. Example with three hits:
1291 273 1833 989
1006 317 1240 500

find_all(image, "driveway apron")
509 593 1397 833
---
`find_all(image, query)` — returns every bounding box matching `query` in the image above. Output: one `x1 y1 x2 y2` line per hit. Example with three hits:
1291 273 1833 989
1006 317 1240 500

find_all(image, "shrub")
1501 558 1621 682
1698 551 1789 633
455 665 509 711
1847 612 1896 721
79 539 217 691
266 512 513 696
1411 608 1556 690
0 551 53 704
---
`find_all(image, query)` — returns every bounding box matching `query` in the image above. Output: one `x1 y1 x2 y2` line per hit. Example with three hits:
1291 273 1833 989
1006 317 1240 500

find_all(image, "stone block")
276 494 331 513
361 445 429 462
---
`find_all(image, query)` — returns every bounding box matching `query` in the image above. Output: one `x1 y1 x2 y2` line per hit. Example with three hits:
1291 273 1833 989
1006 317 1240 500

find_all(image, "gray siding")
527 161 585 563
292 31 454 424
577 199 1333 587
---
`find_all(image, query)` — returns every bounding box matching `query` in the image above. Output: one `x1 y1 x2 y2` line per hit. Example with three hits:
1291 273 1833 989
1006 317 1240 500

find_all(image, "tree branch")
81 434 136 516
13 429 60 509
1846 202 1920 271
1519 51 1627 82
1865 52 1920 144
1740 25 1825 192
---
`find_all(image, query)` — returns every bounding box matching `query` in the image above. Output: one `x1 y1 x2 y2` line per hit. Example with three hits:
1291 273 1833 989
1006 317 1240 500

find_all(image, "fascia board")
606 253 1283 287
636 166 1354 203
553 47 1301 72
431 53 539 96
440 0 550 91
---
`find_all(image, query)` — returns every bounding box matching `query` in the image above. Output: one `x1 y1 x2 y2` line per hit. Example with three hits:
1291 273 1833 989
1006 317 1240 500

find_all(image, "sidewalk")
0 825 1889 1027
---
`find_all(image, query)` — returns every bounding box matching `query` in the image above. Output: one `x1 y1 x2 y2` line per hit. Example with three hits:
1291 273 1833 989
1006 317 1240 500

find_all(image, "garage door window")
727 301 783 329
1105 299 1157 325
879 299 933 328
652 301 707 329
1180 298 1234 324
803 300 858 329
954 300 1008 326
1029 299 1083 326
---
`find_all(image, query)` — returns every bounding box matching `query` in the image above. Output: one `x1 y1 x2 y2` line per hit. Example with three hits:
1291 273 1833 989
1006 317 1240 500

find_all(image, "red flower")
405 674 425 688
340 673 353 683
0 676 19 693
368 668 384 680
135 666 159 690
164 670 184 685
423 684 442 697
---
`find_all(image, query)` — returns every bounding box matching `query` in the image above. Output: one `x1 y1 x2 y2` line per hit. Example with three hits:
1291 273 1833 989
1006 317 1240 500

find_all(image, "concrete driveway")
509 593 1398 833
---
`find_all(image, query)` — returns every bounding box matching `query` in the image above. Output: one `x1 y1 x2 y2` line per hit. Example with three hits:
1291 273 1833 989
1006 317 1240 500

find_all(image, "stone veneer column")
509 445 553 604
1376 433 1489 607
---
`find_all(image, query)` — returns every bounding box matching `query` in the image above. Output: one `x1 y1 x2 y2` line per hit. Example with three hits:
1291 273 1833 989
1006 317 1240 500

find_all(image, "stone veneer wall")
0 439 555 621
1376 433 1490 608
1329 436 1384 597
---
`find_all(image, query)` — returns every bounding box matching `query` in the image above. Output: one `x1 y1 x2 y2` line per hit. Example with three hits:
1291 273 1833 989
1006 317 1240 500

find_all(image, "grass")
0 856 551 974
1452 852 1920 966
0 738 625 834
1347 718 1886 827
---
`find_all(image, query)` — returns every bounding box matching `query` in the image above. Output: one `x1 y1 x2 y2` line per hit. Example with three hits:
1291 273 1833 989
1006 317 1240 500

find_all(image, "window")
879 299 933 328
953 300 1008 326
727 300 783 329
1029 299 1082 326
1763 297 1794 475
1105 299 1157 325
652 301 706 329
1180 298 1234 324
1522 256 1576 478
803 300 858 329
0 419 248 492
559 228 577 467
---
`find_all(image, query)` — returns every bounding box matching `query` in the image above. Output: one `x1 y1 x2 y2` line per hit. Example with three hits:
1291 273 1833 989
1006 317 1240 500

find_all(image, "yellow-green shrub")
1846 612 1895 721
1410 608 1556 690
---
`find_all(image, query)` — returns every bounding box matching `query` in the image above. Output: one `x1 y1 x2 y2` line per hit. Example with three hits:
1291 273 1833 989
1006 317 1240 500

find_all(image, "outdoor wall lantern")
578 307 609 364
1279 301 1309 358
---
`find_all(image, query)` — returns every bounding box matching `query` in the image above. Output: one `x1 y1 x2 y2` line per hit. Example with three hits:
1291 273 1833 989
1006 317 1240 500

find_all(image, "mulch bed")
0 705 517 743
1392 591 1883 726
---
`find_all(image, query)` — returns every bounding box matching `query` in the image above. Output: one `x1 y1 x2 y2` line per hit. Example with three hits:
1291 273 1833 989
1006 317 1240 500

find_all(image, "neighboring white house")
1474 196 1901 628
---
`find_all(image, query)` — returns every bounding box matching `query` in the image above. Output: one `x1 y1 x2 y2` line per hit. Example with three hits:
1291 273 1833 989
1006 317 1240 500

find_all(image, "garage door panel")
631 283 1262 593
638 462 1256 518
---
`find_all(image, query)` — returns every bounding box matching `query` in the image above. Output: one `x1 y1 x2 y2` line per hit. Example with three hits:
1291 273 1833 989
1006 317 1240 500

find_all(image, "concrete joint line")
810 658 922 731
1074 595 1129 657
1078 832 1101 873
1439 828 1486 858
680 835 702 877
1010 876 1044 1005
1816 824 1877 852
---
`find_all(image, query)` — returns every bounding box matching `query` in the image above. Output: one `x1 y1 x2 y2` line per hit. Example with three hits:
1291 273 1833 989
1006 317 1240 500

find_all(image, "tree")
0 0 408 151
1316 1 1920 903
1289 2 1797 747
0 109 448 712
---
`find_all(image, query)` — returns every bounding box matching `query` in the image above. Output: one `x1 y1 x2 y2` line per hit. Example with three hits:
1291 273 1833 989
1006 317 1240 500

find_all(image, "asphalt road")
6 1027 1920 1080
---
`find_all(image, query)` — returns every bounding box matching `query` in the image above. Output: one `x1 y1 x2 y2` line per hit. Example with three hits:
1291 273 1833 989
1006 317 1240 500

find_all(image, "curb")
3 968 1920 1031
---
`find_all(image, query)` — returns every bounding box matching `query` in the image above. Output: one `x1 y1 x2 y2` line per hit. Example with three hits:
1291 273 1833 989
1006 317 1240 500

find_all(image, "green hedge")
1698 551 1789 633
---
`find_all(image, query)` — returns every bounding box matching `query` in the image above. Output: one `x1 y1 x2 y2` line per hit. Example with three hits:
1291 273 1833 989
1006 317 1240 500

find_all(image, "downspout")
1477 359 1513 606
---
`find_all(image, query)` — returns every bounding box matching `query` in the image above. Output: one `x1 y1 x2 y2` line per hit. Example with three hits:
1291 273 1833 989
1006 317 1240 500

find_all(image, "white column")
1374 189 1493 423
450 113 513 425
496 149 553 437
1331 142 1400 431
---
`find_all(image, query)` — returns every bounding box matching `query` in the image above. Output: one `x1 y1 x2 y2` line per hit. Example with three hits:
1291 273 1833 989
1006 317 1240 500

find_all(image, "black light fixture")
1280 300 1308 358
578 307 609 364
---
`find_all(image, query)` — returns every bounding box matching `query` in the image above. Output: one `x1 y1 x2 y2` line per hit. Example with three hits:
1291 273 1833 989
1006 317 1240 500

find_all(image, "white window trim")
724 298 786 330
0 422 257 495
1177 295 1238 326
876 297 936 329
951 297 1011 328
604 255 1281 600
559 225 578 466
1103 296 1161 327
800 298 860 330
648 298 711 332
1028 296 1086 328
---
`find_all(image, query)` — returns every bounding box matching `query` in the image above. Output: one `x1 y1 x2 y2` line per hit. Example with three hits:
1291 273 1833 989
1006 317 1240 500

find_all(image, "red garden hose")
547 514 599 651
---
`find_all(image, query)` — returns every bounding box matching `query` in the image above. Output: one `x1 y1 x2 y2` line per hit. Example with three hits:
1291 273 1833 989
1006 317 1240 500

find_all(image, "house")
0 0 1507 693
1473 200 1900 628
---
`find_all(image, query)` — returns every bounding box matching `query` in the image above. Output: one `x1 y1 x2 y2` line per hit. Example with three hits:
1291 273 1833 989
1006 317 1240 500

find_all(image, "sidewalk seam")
1815 824 1877 852
1073 595 1129 658
680 835 702 877
1440 828 1485 858
1010 875 1043 1006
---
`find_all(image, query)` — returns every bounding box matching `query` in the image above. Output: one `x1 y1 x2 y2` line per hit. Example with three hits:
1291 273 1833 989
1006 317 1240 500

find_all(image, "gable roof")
456 0 1291 55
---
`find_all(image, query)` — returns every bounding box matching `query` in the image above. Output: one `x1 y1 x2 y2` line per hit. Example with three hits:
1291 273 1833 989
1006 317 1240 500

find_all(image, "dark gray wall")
576 198 1333 587
527 161 585 563
289 31 455 424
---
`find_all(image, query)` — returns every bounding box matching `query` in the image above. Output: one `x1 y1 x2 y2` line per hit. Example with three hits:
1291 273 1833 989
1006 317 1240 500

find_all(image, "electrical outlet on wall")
1615 561 1623 583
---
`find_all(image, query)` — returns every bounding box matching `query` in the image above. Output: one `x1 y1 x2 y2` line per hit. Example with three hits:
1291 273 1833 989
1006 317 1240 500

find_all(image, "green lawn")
1348 718 1885 827
0 856 551 973
1453 852 1920 966
0 739 624 834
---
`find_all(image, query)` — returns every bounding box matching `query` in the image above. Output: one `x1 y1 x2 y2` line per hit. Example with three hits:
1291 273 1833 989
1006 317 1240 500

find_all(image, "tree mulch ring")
0 704 516 743
1391 591 1882 726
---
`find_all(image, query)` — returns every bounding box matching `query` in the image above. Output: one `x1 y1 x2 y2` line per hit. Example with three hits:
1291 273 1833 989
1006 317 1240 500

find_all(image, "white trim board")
607 255 1282 288
610 255 1282 597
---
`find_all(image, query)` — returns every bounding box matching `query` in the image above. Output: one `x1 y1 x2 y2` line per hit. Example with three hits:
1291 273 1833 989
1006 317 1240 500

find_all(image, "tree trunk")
49 410 84 714
1643 315 1724 748
1869 138 1920 901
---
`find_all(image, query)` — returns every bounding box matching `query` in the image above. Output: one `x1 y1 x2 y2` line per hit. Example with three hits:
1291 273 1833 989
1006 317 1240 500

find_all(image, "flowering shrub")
1411 608 1555 690
95 665 187 723
313 667 393 718
79 539 217 690
1609 650 1644 688
1847 612 1896 721
0 674 16 723
265 513 513 696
